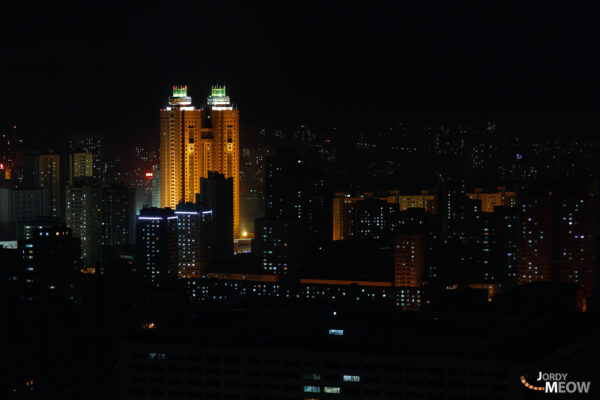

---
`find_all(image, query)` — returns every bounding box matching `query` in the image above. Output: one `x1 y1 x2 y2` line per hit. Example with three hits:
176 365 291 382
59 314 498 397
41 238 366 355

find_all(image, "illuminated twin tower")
160 85 239 236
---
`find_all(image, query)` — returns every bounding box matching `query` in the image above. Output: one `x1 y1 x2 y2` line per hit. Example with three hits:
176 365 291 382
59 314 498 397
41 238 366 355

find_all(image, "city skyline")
3 3 600 399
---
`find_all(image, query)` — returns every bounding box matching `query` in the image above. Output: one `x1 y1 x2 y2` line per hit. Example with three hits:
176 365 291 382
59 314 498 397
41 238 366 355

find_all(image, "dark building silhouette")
264 150 329 241
517 196 598 311
101 183 136 246
66 182 135 268
197 171 233 261
17 224 81 303
117 305 598 400
254 218 303 278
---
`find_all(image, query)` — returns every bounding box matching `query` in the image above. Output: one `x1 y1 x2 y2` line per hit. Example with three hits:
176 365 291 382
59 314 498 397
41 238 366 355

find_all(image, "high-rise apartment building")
254 218 302 278
517 196 597 311
67 182 135 267
556 198 597 306
394 233 424 287
135 207 178 287
69 152 93 183
101 184 136 247
0 188 47 223
68 134 104 180
175 203 212 279
159 86 202 208
265 151 329 242
159 85 239 236
66 184 102 266
39 154 64 218
517 198 554 284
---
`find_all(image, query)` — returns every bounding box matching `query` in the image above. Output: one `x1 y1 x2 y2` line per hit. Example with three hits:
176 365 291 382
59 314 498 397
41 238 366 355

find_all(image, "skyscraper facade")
159 85 239 236
159 86 202 208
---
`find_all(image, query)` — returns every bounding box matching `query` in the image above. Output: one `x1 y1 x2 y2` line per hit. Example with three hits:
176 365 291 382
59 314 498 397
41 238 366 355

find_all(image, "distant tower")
69 152 93 183
39 154 64 219
159 85 240 237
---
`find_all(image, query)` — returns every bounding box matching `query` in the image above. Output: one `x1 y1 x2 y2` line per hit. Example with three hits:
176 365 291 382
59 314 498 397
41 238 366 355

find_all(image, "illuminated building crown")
207 85 233 110
169 85 192 106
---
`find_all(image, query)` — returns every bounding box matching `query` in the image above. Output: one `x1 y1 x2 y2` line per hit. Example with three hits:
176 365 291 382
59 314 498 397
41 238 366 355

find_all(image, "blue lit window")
304 386 320 393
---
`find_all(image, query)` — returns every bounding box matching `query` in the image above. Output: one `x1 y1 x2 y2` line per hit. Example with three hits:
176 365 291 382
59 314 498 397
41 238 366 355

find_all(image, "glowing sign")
145 172 153 178
0 163 4 169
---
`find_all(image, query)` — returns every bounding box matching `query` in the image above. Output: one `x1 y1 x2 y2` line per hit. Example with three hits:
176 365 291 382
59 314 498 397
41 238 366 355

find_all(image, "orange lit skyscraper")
206 86 240 237
160 86 203 208
160 85 239 237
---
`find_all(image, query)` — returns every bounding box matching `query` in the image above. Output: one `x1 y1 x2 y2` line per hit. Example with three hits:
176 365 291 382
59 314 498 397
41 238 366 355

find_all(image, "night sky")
2 2 599 139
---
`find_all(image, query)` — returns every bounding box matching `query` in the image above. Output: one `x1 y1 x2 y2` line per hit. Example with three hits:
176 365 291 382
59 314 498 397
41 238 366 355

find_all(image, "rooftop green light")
211 86 226 97
172 85 188 98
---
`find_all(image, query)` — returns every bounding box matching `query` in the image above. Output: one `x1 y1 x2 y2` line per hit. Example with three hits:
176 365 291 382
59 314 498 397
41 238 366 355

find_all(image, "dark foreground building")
118 305 598 400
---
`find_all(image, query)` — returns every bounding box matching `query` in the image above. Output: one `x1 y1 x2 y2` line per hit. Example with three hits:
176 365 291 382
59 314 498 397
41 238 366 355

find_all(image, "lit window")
304 386 320 393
